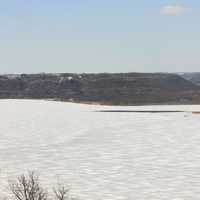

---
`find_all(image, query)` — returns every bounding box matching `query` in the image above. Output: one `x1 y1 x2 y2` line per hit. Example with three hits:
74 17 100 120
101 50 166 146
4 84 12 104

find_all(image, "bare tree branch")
9 171 48 200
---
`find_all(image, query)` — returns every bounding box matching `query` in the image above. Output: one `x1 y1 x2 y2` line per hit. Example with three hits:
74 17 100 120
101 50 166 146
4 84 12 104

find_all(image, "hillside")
180 73 200 86
0 73 200 105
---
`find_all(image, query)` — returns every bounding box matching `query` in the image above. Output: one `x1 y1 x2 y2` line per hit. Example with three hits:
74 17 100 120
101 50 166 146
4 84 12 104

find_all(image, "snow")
0 100 200 200
67 76 73 80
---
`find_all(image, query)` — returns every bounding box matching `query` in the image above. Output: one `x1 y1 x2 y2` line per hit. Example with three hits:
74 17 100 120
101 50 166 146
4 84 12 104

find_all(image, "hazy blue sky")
0 0 199 73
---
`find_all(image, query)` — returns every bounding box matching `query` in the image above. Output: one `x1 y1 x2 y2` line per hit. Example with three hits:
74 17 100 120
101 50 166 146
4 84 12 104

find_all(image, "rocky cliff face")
0 73 199 105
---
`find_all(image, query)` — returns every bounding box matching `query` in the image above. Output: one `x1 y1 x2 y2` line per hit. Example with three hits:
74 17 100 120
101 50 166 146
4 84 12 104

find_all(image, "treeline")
0 73 200 105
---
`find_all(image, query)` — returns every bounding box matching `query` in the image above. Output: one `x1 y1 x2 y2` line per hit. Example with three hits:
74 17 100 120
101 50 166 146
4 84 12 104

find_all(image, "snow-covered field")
0 100 200 200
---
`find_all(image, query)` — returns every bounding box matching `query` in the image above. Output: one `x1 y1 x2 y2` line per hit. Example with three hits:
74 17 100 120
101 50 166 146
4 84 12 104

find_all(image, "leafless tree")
9 171 48 200
53 185 70 200
8 171 77 200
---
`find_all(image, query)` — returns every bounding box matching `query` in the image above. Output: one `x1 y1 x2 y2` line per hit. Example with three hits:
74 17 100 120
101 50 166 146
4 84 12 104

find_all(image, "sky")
0 0 199 74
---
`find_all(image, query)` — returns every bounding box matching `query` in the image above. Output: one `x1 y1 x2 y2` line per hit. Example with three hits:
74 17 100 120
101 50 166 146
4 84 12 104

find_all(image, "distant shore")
1 98 200 114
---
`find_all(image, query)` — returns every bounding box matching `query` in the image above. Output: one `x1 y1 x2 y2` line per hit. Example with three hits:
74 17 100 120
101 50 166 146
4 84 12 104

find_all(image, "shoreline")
1 97 200 107
0 98 200 114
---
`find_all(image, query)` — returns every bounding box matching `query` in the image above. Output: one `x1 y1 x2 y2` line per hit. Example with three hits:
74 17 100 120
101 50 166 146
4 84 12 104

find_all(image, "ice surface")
0 100 200 200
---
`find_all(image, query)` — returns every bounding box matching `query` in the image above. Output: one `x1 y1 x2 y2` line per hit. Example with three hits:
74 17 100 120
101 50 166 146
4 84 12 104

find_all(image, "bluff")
0 73 199 105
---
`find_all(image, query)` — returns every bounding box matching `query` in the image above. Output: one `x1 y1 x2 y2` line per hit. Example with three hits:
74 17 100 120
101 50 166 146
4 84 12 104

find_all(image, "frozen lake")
0 100 200 200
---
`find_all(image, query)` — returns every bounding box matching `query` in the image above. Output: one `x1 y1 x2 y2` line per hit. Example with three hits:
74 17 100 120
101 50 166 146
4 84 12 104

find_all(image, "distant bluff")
0 73 200 105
